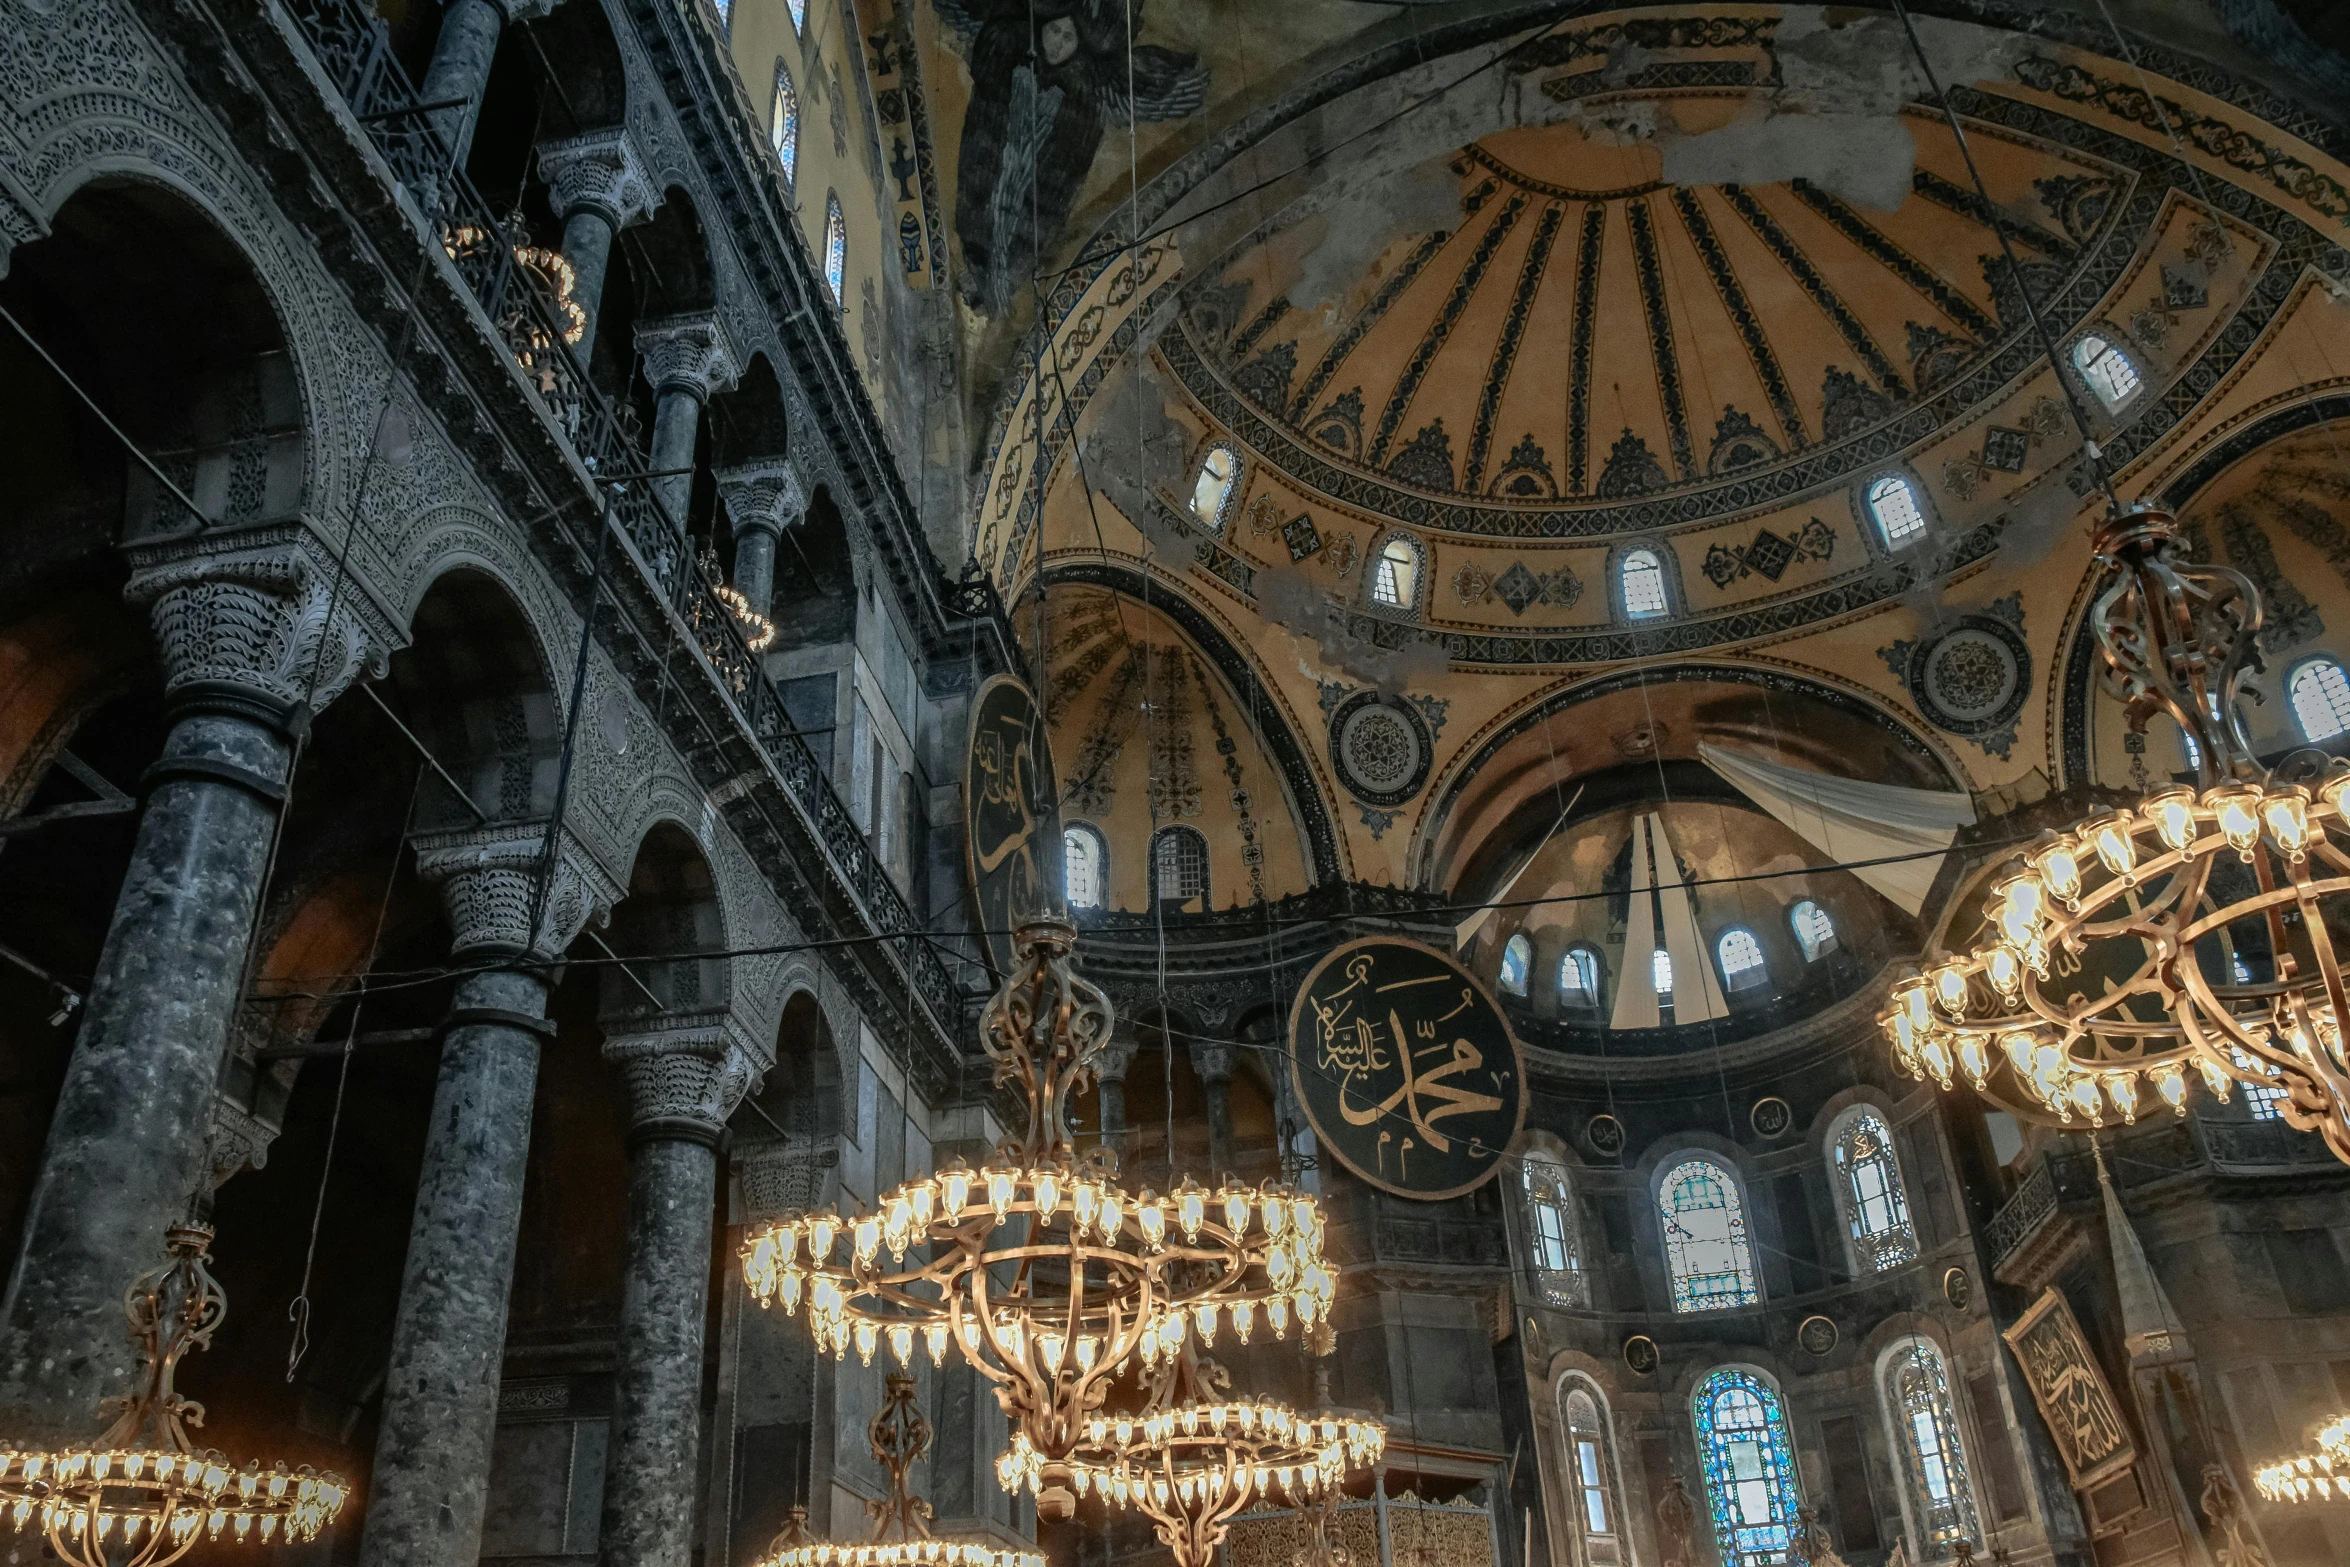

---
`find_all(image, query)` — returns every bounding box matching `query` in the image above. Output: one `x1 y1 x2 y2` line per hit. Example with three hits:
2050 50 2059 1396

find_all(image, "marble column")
0 530 389 1442
713 462 806 620
359 827 618 1567
535 128 661 367
417 0 561 196
600 1015 759 1567
634 315 739 527
1189 1039 1235 1180
1093 1036 1135 1164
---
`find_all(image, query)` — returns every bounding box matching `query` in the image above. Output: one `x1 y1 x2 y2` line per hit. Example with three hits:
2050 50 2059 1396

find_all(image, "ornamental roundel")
1329 691 1433 808
1797 1314 1839 1356
1903 615 2031 738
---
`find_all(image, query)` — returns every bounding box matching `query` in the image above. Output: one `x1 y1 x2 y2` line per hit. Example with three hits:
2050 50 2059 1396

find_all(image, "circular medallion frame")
1622 1335 1659 1377
1943 1267 1974 1310
1286 935 1528 1200
1749 1096 1793 1139
1585 1113 1627 1159
1798 1315 1840 1356
1328 690 1434 808
1902 613 2031 738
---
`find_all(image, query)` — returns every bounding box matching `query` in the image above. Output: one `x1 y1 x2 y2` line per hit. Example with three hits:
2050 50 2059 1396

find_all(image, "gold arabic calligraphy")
1310 954 1506 1182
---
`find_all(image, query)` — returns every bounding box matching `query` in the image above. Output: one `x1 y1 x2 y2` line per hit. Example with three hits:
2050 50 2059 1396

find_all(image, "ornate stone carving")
713 461 807 538
206 1093 277 1188
493 0 563 23
123 527 398 720
412 824 622 960
536 127 661 229
634 313 739 401
1187 1038 1234 1085
602 1011 761 1134
737 1141 838 1223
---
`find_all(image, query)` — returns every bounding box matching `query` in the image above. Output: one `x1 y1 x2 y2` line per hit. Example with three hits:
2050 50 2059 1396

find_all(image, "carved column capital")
206 1093 277 1189
737 1142 839 1224
601 1011 762 1143
634 313 739 402
1187 1038 1235 1086
412 824 622 961
1095 1035 1138 1084
123 525 399 731
494 0 563 24
537 127 661 229
713 461 806 539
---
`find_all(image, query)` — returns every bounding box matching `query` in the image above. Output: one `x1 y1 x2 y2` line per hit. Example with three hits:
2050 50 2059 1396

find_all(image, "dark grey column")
714 462 806 620
1094 1036 1135 1164
1191 1040 1235 1179
0 536 386 1442
633 315 738 526
417 0 561 187
360 829 617 1567
600 1020 756 1567
535 129 660 367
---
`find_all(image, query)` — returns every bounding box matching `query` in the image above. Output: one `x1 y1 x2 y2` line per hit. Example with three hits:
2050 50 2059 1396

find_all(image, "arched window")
1717 927 1767 994
770 63 799 183
1560 1384 1627 1565
1499 933 1532 997
1521 1155 1586 1306
785 0 806 30
1620 548 1669 619
1880 1339 1981 1557
2289 657 2350 742
1651 946 1674 1000
1660 1157 1759 1312
1560 946 1601 1010
1190 444 1240 533
1790 900 1837 962
712 0 731 29
1063 822 1106 910
823 193 846 304
1151 826 1208 909
1693 1369 1803 1567
1866 473 1927 547
1829 1107 1918 1273
1370 534 1422 610
2074 333 2141 409
2174 716 2203 774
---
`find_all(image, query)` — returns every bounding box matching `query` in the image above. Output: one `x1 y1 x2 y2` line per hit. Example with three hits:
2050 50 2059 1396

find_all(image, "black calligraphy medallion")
1287 937 1528 1200
965 675 1061 978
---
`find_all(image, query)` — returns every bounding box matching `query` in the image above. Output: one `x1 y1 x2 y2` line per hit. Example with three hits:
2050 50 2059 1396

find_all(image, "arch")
1189 442 1242 534
769 484 859 650
1877 1336 1982 1558
2288 655 2350 741
1556 1376 1629 1567
1826 1105 1918 1275
1692 1367 1804 1567
1368 531 1423 612
1063 821 1107 909
602 819 732 1022
1498 932 1532 997
386 567 562 830
770 61 800 182
1655 1155 1758 1312
823 193 847 304
1150 825 1210 910
1865 471 1928 548
1616 545 1669 621
1559 945 1603 1012
1715 927 1767 995
1519 1152 1586 1307
630 186 719 317
2072 331 2143 410
1789 900 1837 962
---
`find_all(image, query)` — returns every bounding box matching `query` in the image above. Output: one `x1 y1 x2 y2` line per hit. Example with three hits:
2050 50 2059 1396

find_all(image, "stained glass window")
1790 900 1836 962
785 0 805 30
1661 1158 1759 1312
1063 823 1105 910
1881 1339 1980 1556
1499 933 1531 997
770 64 799 183
1521 1156 1586 1307
2232 1047 2288 1120
823 193 846 304
1693 1369 1802 1566
2074 333 2141 409
712 0 731 28
1371 535 1421 609
1651 947 1674 999
1717 927 1766 993
1867 474 1926 546
1151 826 1208 908
1561 946 1600 1008
1621 548 1668 619
1830 1108 1917 1273
1190 444 1240 532
2289 657 2350 742
1561 1386 1624 1558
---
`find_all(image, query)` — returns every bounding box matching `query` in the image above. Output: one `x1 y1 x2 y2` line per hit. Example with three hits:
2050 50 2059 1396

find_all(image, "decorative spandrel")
1287 938 1527 1199
965 675 1060 977
2001 1287 2136 1490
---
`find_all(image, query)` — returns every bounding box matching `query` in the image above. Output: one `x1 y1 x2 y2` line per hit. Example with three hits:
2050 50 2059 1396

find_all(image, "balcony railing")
281 0 955 1019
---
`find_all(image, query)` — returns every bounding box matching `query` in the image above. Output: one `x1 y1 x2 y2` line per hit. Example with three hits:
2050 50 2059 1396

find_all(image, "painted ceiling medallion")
1328 692 1432 808
1880 595 2031 759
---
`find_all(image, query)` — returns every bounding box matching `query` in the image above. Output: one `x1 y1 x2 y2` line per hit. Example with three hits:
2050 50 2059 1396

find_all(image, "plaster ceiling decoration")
1172 101 2125 526
1327 691 1432 809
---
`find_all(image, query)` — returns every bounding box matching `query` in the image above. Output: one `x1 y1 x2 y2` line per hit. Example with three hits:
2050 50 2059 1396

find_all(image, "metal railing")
1984 1158 2056 1268
282 0 954 1014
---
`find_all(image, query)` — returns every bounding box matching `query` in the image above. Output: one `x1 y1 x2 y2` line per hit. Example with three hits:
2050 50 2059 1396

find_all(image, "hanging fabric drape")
1697 742 1977 916
1611 814 1662 1031
1608 814 1729 1028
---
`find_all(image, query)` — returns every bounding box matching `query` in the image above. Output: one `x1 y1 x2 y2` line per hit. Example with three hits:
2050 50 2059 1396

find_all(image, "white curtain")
1698 742 1976 916
1610 813 1730 1028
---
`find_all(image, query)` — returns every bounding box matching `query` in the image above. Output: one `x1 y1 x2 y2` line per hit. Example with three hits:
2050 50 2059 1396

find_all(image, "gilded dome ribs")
1668 187 1807 451
1718 184 1906 395
1787 181 2000 342
1568 202 1607 495
1366 192 1529 474
1287 225 1457 427
1624 196 1696 482
1464 203 1565 494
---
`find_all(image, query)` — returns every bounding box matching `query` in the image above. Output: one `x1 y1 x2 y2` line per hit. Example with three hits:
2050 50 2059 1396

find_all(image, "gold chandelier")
2255 1414 2350 1503
740 918 1336 1519
759 1370 1041 1567
0 1224 349 1567
1881 505 2350 1160
994 1346 1382 1567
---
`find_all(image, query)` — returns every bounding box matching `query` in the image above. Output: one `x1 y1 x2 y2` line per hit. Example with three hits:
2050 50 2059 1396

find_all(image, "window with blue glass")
1829 1106 1917 1274
1880 1338 1980 1557
1499 932 1531 997
770 63 799 183
823 193 846 304
1660 1157 1759 1312
1694 1369 1803 1567
785 0 806 30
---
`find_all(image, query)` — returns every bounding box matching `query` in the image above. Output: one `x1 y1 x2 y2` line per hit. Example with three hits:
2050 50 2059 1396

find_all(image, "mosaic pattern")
1693 1370 1802 1567
1625 196 1696 480
1329 690 1433 807
1368 194 1530 470
1673 189 1807 448
1701 518 1834 587
1880 593 2031 759
1465 202 1565 491
1568 201 1607 494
